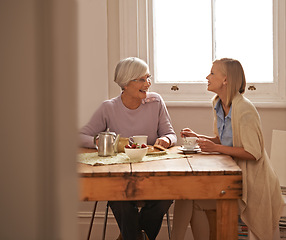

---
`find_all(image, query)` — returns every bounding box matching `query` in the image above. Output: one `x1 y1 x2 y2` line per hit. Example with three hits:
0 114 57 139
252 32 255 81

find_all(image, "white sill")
165 100 286 108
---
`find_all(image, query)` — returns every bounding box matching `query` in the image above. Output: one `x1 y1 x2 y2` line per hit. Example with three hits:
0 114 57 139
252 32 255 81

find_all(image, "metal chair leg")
143 231 146 240
102 202 109 240
87 201 98 240
166 210 171 240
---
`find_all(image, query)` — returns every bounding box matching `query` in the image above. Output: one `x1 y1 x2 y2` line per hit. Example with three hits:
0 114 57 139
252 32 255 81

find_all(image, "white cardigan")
212 93 283 240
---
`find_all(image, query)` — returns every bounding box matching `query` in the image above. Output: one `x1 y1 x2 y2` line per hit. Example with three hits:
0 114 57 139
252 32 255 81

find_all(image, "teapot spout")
113 134 121 153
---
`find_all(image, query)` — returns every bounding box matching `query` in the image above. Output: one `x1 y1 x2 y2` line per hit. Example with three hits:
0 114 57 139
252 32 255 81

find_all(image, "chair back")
270 130 286 187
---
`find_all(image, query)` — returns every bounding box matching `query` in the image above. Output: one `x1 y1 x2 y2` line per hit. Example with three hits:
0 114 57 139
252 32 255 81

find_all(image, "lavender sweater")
79 92 177 148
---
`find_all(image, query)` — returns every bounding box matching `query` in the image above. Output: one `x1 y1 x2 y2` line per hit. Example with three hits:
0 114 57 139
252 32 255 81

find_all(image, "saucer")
178 146 201 154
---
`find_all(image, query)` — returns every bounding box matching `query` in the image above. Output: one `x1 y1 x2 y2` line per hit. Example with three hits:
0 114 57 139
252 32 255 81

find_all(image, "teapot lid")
100 128 116 136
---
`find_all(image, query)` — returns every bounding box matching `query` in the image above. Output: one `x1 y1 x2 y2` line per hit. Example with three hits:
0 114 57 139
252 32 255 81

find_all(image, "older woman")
171 58 283 240
79 57 177 240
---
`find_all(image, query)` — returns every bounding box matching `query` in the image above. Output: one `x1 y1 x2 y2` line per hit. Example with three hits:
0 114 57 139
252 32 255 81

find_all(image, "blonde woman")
171 58 283 240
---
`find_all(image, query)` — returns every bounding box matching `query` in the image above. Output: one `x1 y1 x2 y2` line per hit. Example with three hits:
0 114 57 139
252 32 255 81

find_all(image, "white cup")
183 137 198 150
129 135 148 145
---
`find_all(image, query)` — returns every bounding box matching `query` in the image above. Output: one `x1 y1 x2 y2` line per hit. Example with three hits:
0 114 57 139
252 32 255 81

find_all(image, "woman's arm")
197 138 256 161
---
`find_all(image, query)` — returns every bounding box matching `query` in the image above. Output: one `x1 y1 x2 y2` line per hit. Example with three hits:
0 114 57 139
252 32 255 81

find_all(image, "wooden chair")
87 201 171 240
270 130 286 218
270 130 286 188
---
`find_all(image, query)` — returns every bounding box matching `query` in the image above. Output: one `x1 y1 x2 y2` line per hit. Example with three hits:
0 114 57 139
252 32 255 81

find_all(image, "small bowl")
124 147 148 160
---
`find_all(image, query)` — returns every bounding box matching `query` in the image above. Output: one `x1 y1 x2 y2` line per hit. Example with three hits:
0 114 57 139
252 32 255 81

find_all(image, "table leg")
216 199 238 240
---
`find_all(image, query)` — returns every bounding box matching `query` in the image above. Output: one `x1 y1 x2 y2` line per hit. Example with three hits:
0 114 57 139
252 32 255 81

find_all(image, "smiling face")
123 73 152 100
206 62 227 95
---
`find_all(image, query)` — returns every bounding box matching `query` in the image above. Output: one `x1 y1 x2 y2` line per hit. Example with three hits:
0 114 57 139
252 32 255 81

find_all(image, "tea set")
94 129 200 158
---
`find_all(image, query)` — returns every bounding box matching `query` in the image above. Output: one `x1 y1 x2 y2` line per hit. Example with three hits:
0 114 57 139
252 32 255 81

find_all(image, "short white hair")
114 57 149 89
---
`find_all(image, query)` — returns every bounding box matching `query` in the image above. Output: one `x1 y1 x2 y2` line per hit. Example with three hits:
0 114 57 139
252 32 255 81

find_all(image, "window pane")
153 0 212 83
215 0 273 83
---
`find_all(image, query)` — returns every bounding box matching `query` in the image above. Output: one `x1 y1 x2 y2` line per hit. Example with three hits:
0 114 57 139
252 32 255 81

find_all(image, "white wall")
77 0 109 128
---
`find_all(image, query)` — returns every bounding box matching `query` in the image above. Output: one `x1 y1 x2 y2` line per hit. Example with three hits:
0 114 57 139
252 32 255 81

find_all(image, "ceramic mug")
183 137 198 150
129 135 148 145
117 137 129 153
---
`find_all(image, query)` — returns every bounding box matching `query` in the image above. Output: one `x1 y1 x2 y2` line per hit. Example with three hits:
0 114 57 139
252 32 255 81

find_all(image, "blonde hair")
213 58 246 106
114 57 149 90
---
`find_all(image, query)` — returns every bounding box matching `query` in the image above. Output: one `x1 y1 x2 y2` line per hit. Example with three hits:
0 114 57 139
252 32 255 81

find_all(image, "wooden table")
78 147 242 240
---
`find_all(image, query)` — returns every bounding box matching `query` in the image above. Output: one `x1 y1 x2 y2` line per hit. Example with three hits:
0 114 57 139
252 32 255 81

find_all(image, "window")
119 0 286 107
153 0 212 84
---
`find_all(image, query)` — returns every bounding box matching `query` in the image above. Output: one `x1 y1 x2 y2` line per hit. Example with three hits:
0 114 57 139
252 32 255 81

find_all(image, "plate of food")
147 144 167 155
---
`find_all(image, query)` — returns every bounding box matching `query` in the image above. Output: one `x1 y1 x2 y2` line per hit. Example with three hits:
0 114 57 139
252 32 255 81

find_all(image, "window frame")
119 0 286 108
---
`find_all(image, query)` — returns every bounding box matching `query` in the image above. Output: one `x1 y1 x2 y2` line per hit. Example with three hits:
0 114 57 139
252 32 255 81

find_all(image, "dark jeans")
109 200 173 240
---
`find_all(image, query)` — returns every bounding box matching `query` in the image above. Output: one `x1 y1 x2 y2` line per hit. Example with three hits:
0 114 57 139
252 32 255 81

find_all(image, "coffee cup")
129 135 148 145
183 137 198 150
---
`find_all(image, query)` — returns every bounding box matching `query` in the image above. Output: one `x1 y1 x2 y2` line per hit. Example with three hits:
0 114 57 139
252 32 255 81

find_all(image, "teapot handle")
113 134 120 153
94 134 99 150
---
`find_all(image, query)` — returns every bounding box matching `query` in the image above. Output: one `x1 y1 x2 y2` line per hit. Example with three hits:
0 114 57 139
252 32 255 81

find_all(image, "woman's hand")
197 137 256 160
155 136 171 149
197 138 217 152
180 128 198 138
